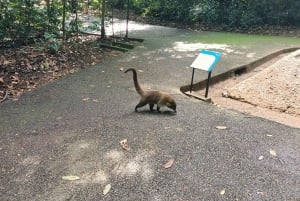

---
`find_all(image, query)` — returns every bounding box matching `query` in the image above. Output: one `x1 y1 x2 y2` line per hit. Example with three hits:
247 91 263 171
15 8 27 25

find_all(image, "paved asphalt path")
0 23 299 201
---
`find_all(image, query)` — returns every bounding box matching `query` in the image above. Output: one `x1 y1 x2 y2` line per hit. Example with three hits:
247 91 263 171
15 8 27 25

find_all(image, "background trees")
0 0 62 47
0 0 299 48
119 0 300 27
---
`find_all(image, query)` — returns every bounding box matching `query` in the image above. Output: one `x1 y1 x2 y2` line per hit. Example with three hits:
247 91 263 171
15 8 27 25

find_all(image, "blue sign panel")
190 50 222 72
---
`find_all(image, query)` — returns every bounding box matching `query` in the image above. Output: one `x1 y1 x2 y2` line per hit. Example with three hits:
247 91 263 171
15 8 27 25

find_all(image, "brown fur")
125 68 176 112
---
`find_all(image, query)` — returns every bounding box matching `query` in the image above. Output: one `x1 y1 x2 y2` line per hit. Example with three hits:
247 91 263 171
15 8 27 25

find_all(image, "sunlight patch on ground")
77 169 108 184
104 149 124 163
110 149 155 180
79 142 90 149
246 52 256 58
77 14 152 36
21 155 41 166
172 42 235 53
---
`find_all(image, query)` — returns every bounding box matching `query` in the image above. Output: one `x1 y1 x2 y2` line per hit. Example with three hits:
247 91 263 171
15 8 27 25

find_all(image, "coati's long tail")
125 68 145 96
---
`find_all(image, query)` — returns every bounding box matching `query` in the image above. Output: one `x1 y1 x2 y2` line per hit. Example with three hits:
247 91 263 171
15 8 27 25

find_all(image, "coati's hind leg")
157 106 161 112
149 103 155 111
135 99 148 112
157 99 165 112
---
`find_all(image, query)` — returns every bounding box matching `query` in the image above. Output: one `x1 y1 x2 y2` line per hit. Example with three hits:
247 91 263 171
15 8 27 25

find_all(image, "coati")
125 68 176 113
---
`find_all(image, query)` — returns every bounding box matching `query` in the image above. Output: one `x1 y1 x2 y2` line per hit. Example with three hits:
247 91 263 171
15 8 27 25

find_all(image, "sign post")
189 50 222 98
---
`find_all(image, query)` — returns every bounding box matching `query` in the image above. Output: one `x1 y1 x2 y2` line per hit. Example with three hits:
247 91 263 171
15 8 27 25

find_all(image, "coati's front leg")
149 103 155 111
157 106 161 112
135 99 147 112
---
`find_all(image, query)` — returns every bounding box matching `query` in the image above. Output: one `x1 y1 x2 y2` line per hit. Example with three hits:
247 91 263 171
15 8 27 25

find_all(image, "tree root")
0 91 8 103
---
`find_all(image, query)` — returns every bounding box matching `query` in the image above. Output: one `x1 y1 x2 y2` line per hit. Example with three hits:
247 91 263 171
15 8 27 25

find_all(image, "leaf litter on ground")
270 149 277 157
164 159 175 169
258 155 264 160
216 126 227 130
0 35 122 101
103 184 111 195
220 189 226 195
62 175 80 181
120 139 130 151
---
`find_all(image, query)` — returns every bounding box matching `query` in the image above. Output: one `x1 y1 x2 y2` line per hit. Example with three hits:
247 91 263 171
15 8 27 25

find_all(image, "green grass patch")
186 31 300 46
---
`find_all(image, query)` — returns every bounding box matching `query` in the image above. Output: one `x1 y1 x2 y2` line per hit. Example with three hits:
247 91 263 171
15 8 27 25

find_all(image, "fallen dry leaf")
120 139 130 151
216 126 227 130
0 77 4 84
4 60 10 65
11 75 19 82
82 97 90 101
138 69 144 73
120 67 124 71
258 156 264 160
56 116 63 120
103 184 111 195
164 159 175 169
62 175 80 181
220 189 226 195
270 149 277 157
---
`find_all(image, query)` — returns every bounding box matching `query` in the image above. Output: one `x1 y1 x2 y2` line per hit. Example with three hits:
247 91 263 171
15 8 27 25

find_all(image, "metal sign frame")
189 50 222 98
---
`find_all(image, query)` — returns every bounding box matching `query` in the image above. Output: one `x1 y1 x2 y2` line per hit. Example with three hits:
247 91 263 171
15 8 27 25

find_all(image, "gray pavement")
0 23 300 201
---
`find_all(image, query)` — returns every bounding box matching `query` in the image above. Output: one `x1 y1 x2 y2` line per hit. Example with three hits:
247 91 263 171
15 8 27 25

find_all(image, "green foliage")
0 0 84 47
193 0 300 27
0 0 62 47
115 0 300 28
89 0 101 10
130 0 197 23
43 32 62 54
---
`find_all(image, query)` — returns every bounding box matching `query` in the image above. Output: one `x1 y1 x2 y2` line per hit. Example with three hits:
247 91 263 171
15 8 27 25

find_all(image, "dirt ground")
194 49 300 128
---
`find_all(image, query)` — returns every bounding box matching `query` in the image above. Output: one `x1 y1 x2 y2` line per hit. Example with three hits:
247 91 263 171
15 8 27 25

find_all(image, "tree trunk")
125 0 129 38
100 0 106 39
62 0 66 42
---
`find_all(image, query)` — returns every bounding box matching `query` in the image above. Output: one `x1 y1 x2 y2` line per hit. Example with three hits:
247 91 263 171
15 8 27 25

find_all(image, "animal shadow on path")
132 109 177 116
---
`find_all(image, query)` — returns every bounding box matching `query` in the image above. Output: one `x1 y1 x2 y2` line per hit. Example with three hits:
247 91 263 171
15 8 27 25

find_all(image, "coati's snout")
166 101 177 112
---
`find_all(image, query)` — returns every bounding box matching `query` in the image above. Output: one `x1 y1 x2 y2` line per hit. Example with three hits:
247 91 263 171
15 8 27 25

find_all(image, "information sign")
189 50 222 98
190 50 221 72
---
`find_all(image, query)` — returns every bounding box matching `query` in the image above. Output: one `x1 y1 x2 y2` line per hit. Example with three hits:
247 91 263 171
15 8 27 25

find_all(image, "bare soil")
194 50 300 128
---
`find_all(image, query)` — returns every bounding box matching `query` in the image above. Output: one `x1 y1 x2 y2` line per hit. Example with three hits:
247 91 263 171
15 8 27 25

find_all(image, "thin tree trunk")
125 0 129 38
75 0 79 37
62 0 66 42
100 0 106 39
45 0 50 31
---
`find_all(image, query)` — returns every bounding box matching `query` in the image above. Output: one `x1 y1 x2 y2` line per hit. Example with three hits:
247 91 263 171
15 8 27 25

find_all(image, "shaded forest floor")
0 36 122 101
